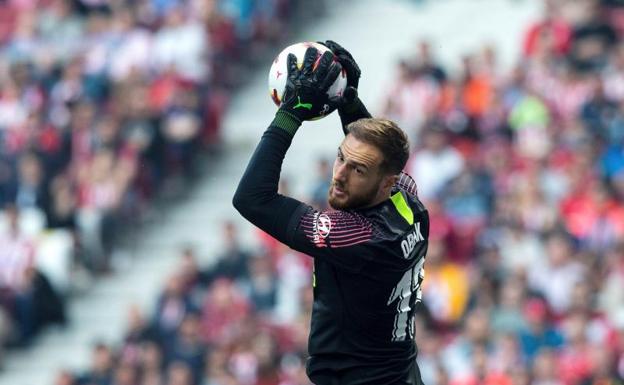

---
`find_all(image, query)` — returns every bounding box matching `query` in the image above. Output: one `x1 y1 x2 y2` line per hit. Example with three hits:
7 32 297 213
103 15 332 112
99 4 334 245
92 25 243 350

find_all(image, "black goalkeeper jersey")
288 173 428 385
234 118 428 385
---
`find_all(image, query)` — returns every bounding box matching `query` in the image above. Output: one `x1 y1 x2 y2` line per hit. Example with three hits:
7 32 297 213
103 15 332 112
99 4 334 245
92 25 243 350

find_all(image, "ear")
382 174 399 192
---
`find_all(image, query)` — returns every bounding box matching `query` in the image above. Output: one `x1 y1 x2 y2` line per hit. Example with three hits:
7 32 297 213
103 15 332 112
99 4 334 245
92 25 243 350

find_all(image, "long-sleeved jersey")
233 109 428 385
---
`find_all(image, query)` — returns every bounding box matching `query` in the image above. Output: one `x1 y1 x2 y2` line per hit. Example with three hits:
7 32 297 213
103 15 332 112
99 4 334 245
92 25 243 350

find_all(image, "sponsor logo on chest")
313 213 332 244
401 222 424 259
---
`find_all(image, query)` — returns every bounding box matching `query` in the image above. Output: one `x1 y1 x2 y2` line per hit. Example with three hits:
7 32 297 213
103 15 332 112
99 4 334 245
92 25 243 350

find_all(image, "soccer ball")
268 42 347 119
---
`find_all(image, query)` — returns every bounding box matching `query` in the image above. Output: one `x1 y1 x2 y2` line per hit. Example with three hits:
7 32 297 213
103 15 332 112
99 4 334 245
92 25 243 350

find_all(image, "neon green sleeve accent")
390 191 414 225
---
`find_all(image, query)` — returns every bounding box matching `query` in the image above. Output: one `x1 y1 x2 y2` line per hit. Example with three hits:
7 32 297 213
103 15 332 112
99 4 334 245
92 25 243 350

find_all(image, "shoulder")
393 172 427 217
395 172 418 198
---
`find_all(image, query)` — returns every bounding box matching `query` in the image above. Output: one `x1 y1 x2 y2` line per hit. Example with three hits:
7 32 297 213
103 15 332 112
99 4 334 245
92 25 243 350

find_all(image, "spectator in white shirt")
0 205 37 344
152 6 208 82
528 231 586 315
407 123 465 202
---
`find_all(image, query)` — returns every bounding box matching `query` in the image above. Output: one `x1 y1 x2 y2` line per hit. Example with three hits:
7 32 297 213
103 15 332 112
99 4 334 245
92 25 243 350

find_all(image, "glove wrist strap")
272 110 302 136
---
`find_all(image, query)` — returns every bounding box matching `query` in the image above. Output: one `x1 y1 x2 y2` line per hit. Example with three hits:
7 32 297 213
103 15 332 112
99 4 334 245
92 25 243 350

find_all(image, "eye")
355 167 364 175
337 152 344 163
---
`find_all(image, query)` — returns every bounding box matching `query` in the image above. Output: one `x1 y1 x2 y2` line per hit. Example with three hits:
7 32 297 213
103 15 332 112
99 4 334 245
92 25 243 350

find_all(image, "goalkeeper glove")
318 40 362 112
278 46 342 123
320 40 361 89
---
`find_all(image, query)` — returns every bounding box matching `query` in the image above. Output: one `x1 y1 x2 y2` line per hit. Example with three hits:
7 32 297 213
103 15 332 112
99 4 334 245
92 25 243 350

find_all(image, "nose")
333 162 348 183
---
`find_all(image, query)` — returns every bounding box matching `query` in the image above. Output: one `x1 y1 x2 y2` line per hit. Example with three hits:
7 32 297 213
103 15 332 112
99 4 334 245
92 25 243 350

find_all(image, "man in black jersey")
233 41 428 385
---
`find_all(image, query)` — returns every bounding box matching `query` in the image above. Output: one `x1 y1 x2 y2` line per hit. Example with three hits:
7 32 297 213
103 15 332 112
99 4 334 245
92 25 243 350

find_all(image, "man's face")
328 135 386 210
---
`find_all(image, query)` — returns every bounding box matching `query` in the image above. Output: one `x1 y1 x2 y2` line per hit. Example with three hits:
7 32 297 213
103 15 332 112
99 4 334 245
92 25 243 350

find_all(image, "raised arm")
232 47 341 244
232 116 306 244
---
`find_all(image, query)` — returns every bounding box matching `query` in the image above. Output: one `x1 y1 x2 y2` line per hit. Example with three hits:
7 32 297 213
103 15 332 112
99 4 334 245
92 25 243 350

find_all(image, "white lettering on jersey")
387 257 426 341
400 221 424 259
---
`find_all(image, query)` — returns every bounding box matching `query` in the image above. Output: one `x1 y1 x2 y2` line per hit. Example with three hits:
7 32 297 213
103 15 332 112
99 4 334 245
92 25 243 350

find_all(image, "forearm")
338 97 372 135
232 112 307 243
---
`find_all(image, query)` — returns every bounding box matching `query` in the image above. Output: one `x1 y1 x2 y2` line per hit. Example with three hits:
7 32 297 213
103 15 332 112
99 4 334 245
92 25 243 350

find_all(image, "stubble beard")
327 182 380 210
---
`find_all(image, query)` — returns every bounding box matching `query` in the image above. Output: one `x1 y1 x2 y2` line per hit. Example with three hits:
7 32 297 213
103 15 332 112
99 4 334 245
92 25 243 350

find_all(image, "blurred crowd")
46 0 624 384
384 0 624 384
0 0 301 359
56 222 315 385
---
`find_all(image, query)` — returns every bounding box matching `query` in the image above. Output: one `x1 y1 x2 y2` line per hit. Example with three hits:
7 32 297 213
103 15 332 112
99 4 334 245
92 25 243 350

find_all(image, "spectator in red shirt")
200 278 250 345
558 313 595 385
523 0 572 58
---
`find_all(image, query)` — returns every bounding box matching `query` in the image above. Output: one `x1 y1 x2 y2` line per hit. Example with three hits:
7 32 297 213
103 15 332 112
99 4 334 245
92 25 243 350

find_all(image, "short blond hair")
346 118 410 175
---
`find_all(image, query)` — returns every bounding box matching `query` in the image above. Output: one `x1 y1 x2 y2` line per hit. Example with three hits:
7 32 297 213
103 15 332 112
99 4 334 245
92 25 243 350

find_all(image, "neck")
363 189 392 209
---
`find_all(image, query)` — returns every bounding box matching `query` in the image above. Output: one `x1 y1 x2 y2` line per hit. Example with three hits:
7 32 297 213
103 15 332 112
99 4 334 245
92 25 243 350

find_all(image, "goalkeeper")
233 41 428 385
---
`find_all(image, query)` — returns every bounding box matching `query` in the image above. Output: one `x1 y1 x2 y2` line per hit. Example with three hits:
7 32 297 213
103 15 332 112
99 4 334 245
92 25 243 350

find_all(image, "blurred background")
1 0 624 384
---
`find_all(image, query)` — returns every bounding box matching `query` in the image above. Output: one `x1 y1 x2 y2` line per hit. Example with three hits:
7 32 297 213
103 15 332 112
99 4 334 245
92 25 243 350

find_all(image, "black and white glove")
318 40 362 112
321 40 361 89
278 46 342 123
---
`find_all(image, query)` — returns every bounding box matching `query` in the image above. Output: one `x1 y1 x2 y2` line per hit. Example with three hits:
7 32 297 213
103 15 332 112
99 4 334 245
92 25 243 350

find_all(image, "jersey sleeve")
395 172 418 197
285 206 375 272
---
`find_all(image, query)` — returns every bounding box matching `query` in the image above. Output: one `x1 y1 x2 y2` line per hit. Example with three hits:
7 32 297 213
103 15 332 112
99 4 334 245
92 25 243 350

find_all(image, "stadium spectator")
244 254 278 316
599 242 624 325
532 349 563 385
516 298 564 363
111 362 139 385
200 278 250 346
76 342 115 385
421 238 470 328
165 313 206 385
46 175 77 229
152 273 197 348
410 40 447 86
522 0 572 58
0 205 65 345
274 243 311 324
205 221 251 284
490 276 529 335
568 0 617 73
0 205 36 344
440 308 492 380
76 146 134 272
54 369 78 385
120 303 155 365
602 43 624 101
407 122 465 202
138 341 165 385
527 231 586 315
12 151 48 211
382 59 440 138
165 360 194 385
